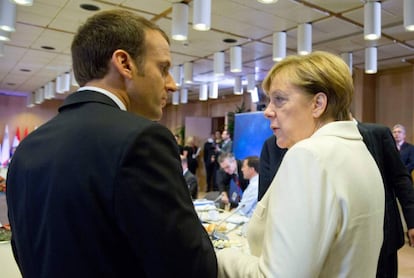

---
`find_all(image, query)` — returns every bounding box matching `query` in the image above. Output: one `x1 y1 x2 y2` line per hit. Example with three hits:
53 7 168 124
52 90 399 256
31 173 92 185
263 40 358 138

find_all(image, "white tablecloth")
0 241 21 278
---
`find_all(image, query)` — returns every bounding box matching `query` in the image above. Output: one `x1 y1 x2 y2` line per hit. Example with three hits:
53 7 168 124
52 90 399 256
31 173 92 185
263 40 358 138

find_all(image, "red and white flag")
12 127 20 149
0 125 10 167
23 127 29 138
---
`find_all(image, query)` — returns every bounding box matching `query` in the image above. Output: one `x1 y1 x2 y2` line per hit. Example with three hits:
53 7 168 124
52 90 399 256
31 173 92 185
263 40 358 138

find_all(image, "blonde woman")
217 51 384 277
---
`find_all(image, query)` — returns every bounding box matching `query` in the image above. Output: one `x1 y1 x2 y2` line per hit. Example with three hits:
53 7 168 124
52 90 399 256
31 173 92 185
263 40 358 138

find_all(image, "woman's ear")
312 92 328 118
111 50 133 79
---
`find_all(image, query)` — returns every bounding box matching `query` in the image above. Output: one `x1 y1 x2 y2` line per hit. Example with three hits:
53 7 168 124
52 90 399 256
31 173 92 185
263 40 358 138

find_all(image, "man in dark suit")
216 152 249 208
203 133 218 192
392 123 414 176
258 135 287 201
181 156 198 199
358 122 414 278
6 10 217 278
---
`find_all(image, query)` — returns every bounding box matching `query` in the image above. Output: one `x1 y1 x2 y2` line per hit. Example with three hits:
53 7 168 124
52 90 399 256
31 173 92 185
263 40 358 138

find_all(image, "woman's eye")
272 95 286 107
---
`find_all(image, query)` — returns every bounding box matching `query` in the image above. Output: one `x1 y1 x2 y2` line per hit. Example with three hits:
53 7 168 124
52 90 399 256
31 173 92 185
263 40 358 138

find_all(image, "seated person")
236 156 259 218
216 152 249 208
181 156 198 199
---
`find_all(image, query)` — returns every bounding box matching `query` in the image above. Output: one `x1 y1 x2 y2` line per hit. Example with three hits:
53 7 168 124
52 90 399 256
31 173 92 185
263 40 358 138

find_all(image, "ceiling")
1 0 414 103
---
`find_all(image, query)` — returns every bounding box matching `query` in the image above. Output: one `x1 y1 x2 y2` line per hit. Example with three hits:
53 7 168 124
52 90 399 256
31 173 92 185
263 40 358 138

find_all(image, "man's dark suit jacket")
6 91 217 278
216 159 249 206
258 135 287 201
357 123 414 259
399 141 414 175
184 169 198 199
203 139 216 166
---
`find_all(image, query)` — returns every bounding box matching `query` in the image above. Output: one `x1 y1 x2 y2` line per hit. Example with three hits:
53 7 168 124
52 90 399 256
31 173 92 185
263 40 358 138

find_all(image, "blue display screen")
233 112 273 160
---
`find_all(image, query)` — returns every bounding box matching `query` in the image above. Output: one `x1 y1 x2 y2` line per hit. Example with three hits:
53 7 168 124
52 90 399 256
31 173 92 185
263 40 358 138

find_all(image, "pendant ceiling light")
172 65 182 86
257 0 278 3
340 52 353 75
63 72 71 92
34 87 44 104
26 92 35 108
183 62 193 84
0 41 4 57
0 0 17 32
209 82 218 99
251 87 259 103
214 52 225 76
12 0 33 6
365 47 377 74
193 0 211 31
297 23 312 55
273 31 286 62
0 29 10 41
199 83 208 101
364 1 381 40
44 81 55 100
56 75 64 94
71 70 79 87
404 0 414 31
233 76 243 95
180 88 188 104
247 74 256 93
230 46 242 73
172 91 179 105
172 3 188 41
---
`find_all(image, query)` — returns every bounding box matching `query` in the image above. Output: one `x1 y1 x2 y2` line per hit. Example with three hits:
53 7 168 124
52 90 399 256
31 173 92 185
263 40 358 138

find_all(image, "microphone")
212 192 223 205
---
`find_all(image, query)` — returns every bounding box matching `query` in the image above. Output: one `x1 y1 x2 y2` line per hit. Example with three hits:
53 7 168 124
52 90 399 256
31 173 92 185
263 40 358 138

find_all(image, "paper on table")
225 214 249 224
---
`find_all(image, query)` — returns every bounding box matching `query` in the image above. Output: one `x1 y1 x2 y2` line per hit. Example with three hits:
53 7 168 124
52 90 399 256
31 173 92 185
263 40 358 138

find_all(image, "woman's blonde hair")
262 51 353 121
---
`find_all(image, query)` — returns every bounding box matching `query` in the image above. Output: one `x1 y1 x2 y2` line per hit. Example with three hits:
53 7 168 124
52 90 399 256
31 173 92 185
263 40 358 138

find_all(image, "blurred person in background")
392 123 414 176
203 133 218 192
183 136 200 175
236 156 260 218
181 155 198 199
217 152 249 209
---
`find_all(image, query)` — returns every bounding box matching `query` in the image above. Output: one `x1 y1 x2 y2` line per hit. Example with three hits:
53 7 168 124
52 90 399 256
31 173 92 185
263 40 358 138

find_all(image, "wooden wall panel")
0 95 62 142
352 68 376 123
3 65 414 159
376 66 414 142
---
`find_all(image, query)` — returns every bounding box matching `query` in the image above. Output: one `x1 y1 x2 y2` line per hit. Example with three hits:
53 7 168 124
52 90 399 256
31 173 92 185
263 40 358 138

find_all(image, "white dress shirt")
78 86 126 111
237 174 258 218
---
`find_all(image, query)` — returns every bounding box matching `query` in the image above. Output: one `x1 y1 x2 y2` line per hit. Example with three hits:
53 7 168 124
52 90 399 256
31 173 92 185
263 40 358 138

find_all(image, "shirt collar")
77 86 126 111
250 174 259 183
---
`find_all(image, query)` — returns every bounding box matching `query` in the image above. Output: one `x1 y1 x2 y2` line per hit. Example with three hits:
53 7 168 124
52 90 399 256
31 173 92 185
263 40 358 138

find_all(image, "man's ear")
312 92 328 118
111 49 133 79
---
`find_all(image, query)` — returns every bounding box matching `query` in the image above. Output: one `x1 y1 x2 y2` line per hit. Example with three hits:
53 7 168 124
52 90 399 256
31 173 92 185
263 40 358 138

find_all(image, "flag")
12 127 20 149
0 125 10 167
23 127 28 138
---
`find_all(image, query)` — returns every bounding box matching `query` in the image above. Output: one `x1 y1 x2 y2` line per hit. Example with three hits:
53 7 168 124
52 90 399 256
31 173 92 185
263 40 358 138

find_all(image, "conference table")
0 240 21 278
0 199 249 278
193 199 250 253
